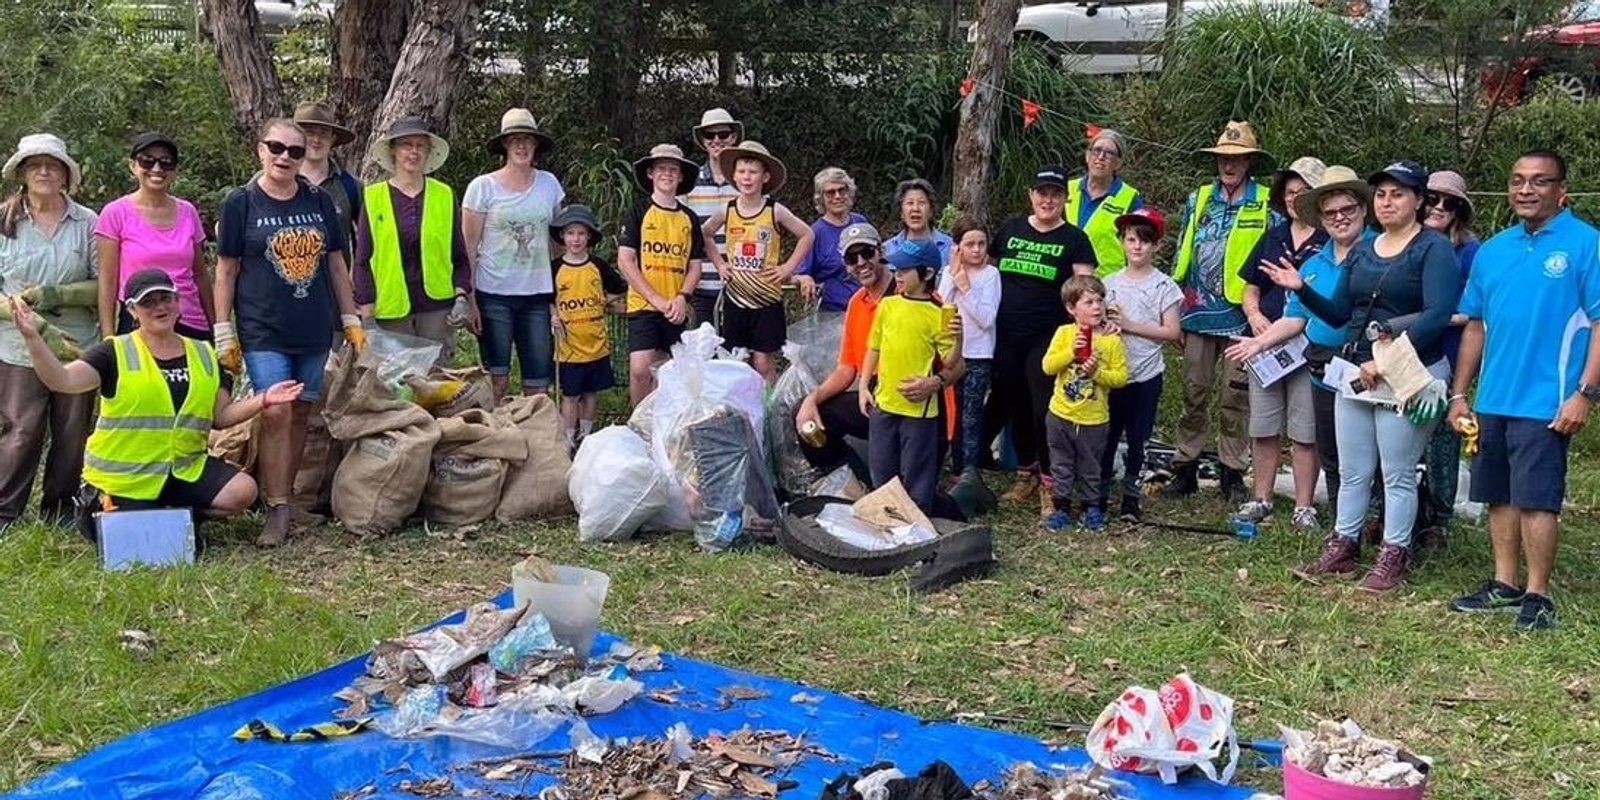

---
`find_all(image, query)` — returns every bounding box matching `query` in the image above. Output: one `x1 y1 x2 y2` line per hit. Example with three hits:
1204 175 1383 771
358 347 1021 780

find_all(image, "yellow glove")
213 321 242 375
341 314 367 353
1459 414 1480 458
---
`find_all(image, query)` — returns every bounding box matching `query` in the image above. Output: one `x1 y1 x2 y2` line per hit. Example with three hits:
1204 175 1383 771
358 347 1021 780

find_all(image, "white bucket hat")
369 118 450 175
3 133 81 193
692 108 744 142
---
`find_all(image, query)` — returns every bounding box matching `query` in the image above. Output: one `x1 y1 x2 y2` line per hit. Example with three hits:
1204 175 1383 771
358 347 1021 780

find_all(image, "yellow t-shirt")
1042 323 1129 425
553 256 624 364
722 198 785 309
619 199 704 314
866 295 955 419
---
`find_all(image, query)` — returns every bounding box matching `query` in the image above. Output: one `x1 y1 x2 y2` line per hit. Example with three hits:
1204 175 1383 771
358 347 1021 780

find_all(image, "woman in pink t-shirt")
95 132 212 340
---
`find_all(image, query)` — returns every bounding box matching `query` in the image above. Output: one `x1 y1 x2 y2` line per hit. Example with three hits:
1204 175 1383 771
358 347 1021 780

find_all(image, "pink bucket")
1284 760 1427 800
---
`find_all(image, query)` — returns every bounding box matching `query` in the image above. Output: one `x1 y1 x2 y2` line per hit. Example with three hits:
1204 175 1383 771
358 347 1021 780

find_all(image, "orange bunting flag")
960 78 975 98
1084 123 1103 139
1021 99 1042 129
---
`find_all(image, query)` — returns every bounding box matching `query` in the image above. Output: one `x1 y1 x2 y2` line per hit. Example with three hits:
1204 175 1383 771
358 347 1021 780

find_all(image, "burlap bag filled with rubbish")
207 413 260 473
424 408 527 527
324 343 441 536
494 393 575 521
405 366 495 418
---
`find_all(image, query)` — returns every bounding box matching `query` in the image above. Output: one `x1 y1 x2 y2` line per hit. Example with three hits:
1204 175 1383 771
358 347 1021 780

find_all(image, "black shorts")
719 301 786 353
108 456 241 513
558 358 616 397
628 311 685 354
1469 413 1570 513
690 291 720 332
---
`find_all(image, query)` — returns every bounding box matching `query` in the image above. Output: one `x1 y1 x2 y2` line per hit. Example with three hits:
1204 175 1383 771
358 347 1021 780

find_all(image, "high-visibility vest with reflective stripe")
1172 181 1271 304
83 334 219 499
1065 179 1139 277
364 178 455 320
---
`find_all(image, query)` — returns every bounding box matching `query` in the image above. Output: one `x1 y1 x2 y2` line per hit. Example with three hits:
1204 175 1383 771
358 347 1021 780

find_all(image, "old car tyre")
778 496 993 578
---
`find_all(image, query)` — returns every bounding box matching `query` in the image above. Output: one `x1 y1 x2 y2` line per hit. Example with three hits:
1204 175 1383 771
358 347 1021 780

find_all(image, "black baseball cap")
1367 160 1428 194
123 268 177 303
1031 165 1068 190
130 131 179 162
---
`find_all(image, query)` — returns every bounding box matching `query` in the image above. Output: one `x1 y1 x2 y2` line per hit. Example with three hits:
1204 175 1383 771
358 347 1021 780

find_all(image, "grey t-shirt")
1104 268 1183 383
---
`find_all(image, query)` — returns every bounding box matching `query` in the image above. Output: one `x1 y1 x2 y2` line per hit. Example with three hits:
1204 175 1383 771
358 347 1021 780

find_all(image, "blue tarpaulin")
8 593 1259 800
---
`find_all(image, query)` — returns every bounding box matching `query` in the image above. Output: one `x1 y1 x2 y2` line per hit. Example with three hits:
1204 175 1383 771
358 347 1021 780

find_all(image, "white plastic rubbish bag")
569 425 669 543
1086 672 1240 785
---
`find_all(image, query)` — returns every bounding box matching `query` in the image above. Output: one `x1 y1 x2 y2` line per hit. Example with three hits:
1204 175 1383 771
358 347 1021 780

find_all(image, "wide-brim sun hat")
550 203 602 241
292 101 356 146
692 107 744 142
1271 156 1328 214
489 107 554 157
1196 120 1277 174
715 140 787 193
370 118 450 175
1426 169 1474 223
1294 164 1372 226
632 143 698 196
2 133 81 194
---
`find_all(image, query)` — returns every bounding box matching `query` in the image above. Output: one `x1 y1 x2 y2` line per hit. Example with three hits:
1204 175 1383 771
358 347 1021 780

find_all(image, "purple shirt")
797 211 868 312
352 182 472 313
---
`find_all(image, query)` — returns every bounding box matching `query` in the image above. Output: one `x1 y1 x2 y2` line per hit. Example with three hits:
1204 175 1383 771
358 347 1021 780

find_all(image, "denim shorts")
1469 413 1570 513
242 349 330 403
476 291 553 388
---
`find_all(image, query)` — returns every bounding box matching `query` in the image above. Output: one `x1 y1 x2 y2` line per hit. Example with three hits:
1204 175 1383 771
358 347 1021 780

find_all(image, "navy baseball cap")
1367 160 1428 194
1031 164 1069 190
886 239 942 271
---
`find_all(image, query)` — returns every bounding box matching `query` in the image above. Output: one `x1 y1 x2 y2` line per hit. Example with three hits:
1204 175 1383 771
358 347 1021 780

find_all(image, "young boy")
857 240 961 514
618 144 704 405
1041 274 1129 531
551 204 626 450
935 216 1000 476
1100 209 1182 521
699 141 814 383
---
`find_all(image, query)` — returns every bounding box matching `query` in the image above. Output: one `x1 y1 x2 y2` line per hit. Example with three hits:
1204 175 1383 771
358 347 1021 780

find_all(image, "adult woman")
10 270 299 538
882 178 954 269
987 165 1098 516
1421 170 1479 532
354 118 472 367
215 118 364 547
1230 157 1328 530
463 109 565 399
1262 161 1462 592
794 167 867 312
0 133 98 528
1065 128 1143 276
95 132 211 340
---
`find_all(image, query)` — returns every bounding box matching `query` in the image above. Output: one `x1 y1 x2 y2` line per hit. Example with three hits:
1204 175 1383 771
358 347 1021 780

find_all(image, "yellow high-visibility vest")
1065 179 1139 277
1172 181 1270 304
364 178 455 319
83 333 218 499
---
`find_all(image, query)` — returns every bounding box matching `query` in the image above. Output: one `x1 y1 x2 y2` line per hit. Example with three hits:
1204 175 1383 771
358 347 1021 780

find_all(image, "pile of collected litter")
519 724 830 799
1281 719 1430 790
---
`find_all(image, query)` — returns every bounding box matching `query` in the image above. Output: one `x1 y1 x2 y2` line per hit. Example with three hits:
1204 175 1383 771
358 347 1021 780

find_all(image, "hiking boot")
256 503 291 548
1218 466 1248 505
1291 534 1360 580
1450 579 1526 613
1118 495 1143 522
1082 505 1107 531
1515 592 1558 632
1161 462 1199 498
1002 471 1039 504
1043 509 1074 532
1357 543 1410 593
1291 506 1320 532
1038 484 1054 519
1234 498 1272 523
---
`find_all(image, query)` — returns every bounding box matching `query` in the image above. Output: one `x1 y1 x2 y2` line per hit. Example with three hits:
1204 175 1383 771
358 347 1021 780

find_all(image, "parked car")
1480 1 1600 103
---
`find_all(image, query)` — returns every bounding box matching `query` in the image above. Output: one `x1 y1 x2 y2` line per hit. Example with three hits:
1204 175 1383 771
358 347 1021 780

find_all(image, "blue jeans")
242 349 330 403
1332 363 1447 547
476 291 553 389
949 359 992 473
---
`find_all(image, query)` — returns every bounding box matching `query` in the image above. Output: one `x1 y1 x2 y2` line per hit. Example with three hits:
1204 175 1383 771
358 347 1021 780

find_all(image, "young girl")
1099 209 1181 521
858 240 960 514
550 204 625 449
935 216 1000 476
1042 275 1129 531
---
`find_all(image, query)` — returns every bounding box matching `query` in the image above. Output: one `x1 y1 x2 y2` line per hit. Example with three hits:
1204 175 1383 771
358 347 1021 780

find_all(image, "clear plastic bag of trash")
769 343 821 498
364 327 443 392
375 684 567 749
667 404 779 551
562 674 644 715
815 502 934 551
487 612 563 674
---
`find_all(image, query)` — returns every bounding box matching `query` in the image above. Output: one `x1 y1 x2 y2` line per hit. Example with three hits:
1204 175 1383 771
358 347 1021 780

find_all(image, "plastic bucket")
511 563 611 662
1284 760 1427 800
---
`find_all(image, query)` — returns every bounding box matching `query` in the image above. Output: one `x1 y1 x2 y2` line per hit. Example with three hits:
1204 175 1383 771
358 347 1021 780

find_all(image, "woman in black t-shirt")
986 165 1098 517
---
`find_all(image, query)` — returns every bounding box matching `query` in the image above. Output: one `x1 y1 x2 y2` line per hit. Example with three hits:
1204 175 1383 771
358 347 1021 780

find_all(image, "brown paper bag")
207 414 260 473
494 394 575 521
851 478 936 533
423 409 527 527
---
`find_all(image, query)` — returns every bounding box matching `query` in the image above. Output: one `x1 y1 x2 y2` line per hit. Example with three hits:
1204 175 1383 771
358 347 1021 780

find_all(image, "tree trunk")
330 0 411 171
363 0 489 182
952 0 1023 228
588 3 649 147
198 0 284 139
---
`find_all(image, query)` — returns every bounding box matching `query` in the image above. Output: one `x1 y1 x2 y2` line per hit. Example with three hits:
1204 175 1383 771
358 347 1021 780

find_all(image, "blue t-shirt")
798 212 868 312
1296 227 1462 366
218 178 347 354
1460 209 1600 421
1285 231 1375 348
883 229 955 279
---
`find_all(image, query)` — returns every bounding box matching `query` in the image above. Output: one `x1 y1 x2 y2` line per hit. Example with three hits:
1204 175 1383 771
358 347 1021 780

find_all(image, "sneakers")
1161 463 1199 498
1515 593 1558 631
1450 579 1525 613
1002 471 1039 504
1291 506 1320 532
257 503 291 548
1234 498 1272 523
1043 509 1074 532
1357 544 1410 593
1291 534 1360 580
1118 495 1143 522
1082 506 1107 531
1218 466 1249 505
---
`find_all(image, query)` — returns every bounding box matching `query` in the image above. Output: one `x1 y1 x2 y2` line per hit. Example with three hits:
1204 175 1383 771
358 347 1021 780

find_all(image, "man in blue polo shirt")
1446 149 1600 632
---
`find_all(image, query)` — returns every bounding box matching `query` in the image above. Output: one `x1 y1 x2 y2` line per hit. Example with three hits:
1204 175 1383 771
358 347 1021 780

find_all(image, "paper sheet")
1244 334 1308 387
1324 356 1399 406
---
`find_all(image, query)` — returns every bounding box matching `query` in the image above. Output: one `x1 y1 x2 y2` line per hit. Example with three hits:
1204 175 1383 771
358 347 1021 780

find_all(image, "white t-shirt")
462 170 565 295
1104 268 1182 383
935 264 1001 360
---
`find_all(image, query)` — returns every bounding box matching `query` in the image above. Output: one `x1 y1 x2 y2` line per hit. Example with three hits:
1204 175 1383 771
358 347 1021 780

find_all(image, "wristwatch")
1580 383 1600 403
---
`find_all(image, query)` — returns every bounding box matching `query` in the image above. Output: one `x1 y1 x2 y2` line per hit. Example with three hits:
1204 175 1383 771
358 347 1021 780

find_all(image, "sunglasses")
261 140 307 160
702 129 737 142
133 291 177 308
1425 194 1463 213
844 247 878 265
135 155 178 172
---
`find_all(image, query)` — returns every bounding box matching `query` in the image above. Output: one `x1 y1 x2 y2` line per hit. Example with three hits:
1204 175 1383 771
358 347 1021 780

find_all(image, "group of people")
0 104 1590 632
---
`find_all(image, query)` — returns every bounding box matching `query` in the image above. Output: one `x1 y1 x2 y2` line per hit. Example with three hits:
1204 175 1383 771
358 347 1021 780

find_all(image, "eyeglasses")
702 129 737 142
844 248 878 265
1509 175 1560 190
22 159 63 174
133 291 177 308
1425 194 1462 213
135 155 178 172
261 140 307 160
1086 146 1121 160
823 187 851 198
1321 203 1362 220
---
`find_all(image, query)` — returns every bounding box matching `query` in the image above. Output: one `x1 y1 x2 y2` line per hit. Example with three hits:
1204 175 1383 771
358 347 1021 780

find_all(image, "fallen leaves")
527 727 830 800
396 776 455 797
